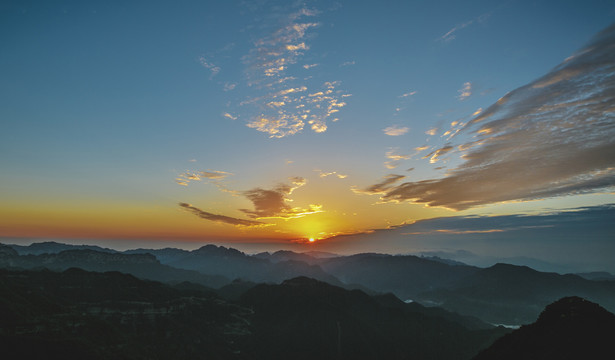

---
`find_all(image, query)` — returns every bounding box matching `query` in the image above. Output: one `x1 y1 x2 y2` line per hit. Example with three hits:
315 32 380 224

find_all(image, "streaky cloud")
179 203 268 227
175 169 232 186
371 24 615 210
353 174 405 195
438 13 490 42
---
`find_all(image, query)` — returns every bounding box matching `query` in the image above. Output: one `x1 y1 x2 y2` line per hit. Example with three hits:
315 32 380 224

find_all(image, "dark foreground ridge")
473 296 615 360
0 269 509 360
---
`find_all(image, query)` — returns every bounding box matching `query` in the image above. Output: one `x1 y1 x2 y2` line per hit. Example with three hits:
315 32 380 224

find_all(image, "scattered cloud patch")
316 170 347 179
236 5 349 138
383 125 409 136
457 82 472 100
198 56 220 77
240 177 322 219
223 112 238 120
425 128 438 136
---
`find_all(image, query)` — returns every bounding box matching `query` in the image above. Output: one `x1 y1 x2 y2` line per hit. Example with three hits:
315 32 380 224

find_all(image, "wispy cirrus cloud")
179 202 268 227
175 169 232 186
439 13 491 42
364 24 615 210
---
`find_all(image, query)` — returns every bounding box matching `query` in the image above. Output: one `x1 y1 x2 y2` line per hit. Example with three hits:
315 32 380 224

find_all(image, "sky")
1 0 614 269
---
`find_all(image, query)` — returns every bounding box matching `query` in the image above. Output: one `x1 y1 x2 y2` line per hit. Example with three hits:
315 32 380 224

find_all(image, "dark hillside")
473 296 615 360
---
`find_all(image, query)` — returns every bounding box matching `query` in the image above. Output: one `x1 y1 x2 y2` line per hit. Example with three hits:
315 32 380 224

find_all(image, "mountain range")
2 241 615 326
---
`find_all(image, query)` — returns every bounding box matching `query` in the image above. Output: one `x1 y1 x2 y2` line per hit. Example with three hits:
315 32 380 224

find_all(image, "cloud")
383 125 410 136
240 177 322 219
316 170 348 179
399 91 417 98
425 128 438 136
234 5 349 138
340 60 356 67
223 83 236 91
198 57 220 77
368 24 615 210
423 145 454 164
286 42 309 51
176 169 232 186
384 148 411 169
199 170 232 180
386 150 411 161
439 13 491 42
179 203 268 227
223 112 238 120
457 81 472 100
353 174 406 195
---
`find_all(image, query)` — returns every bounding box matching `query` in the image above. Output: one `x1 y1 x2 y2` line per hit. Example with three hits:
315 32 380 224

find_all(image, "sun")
308 237 315 243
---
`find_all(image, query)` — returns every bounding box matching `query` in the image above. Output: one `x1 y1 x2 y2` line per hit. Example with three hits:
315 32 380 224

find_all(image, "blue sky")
1 0 614 269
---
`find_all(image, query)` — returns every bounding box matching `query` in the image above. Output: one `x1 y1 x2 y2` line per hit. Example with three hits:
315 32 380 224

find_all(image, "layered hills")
3 241 615 327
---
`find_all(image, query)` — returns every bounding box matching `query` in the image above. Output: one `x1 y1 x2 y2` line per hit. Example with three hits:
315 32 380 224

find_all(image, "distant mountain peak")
193 244 245 257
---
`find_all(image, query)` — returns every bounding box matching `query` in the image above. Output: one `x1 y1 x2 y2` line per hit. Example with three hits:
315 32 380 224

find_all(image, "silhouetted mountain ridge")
0 247 229 288
9 241 117 255
239 276 508 360
473 296 615 359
